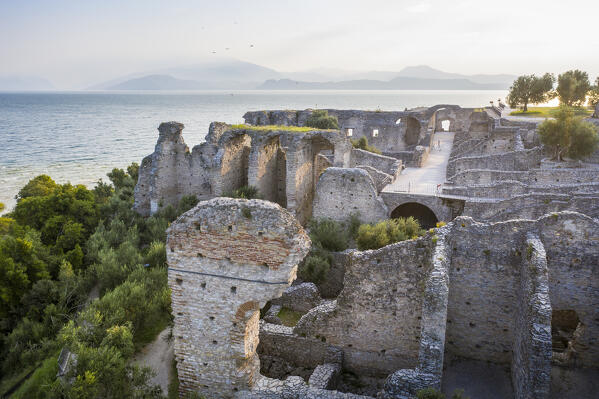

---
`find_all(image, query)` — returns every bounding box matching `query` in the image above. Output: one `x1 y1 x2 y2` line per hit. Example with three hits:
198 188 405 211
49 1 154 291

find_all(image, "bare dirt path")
132 327 174 395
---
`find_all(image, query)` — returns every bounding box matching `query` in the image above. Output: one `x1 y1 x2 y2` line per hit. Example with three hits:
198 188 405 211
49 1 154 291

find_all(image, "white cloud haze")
1 0 598 88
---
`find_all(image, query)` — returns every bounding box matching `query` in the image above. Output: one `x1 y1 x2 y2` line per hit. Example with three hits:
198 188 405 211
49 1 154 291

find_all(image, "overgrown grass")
229 124 325 132
356 217 425 251
11 352 59 399
510 106 592 118
277 307 304 327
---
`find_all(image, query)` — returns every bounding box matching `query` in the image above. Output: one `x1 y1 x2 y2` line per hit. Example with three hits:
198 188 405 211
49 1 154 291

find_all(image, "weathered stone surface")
271 282 322 313
167 198 311 398
312 167 388 224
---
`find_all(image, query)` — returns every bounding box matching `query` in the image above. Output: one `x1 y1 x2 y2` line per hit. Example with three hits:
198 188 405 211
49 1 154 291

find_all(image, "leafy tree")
351 136 382 154
17 175 58 200
0 202 4 212
538 106 599 160
557 70 591 106
306 110 339 129
506 73 554 111
223 185 262 199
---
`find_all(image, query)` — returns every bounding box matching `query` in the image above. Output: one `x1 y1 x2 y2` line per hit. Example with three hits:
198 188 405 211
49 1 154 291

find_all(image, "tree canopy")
538 106 599 160
556 70 591 107
506 73 554 111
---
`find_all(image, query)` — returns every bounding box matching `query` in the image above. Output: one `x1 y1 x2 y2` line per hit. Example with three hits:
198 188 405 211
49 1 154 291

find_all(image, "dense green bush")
356 217 424 250
307 218 348 252
351 136 382 154
298 248 332 284
305 110 339 129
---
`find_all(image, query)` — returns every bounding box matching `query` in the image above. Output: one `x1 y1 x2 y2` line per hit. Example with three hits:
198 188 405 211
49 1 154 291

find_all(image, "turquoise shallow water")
0 89 507 212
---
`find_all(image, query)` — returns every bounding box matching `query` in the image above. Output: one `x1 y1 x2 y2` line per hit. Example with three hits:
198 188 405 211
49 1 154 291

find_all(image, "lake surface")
0 90 507 212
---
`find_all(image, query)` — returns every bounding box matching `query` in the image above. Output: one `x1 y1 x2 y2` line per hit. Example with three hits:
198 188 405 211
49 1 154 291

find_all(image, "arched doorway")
391 202 438 229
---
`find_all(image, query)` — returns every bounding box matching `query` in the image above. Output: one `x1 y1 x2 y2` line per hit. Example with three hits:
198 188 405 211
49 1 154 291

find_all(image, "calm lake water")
0 90 507 212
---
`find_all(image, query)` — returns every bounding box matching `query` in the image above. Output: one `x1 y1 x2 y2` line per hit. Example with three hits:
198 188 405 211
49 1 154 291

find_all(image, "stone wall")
447 167 599 186
350 148 402 179
166 198 311 398
447 147 544 178
312 168 389 224
294 235 435 377
511 234 552 399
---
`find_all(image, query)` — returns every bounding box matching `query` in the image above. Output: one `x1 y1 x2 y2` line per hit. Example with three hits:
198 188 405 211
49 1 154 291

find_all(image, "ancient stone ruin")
136 104 599 398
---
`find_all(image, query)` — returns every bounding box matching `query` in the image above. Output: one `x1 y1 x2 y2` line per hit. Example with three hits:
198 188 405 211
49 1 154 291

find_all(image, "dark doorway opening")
391 202 438 229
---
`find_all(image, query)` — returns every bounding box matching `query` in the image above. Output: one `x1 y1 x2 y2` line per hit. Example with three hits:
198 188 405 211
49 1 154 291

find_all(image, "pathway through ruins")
383 131 455 195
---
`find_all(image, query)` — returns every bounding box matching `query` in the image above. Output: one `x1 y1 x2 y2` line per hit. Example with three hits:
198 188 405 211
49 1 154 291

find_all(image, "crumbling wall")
312 168 388 224
447 168 599 186
295 236 435 377
167 198 311 398
447 147 544 177
511 234 552 399
248 135 286 206
133 122 195 215
215 133 251 195
350 149 402 179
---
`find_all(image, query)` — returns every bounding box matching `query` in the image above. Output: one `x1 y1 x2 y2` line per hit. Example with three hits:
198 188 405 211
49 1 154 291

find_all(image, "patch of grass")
0 363 40 397
11 352 59 399
277 307 304 327
510 106 592 118
230 124 329 132
134 313 171 351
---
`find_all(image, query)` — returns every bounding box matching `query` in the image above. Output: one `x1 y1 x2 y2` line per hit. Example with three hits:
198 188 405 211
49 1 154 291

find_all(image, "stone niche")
166 198 311 398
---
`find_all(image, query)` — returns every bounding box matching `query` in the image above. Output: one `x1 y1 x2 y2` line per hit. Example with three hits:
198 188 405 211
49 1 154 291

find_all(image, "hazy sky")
1 0 598 88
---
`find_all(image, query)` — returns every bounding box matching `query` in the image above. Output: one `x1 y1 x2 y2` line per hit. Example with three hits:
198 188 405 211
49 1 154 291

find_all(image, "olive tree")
506 73 554 111
538 106 599 160
557 70 591 107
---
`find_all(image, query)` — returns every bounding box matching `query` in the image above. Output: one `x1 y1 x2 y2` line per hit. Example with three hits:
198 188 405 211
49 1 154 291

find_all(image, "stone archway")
391 202 439 229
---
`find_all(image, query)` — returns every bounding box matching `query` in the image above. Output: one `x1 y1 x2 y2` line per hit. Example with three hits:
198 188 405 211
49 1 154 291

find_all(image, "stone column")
166 198 311 398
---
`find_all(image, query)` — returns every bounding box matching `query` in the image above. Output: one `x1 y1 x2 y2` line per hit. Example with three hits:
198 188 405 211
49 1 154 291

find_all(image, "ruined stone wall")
443 181 599 199
312 168 388 224
511 234 552 399
167 198 311 398
248 135 286 206
445 218 521 363
447 168 599 186
133 122 195 215
538 212 599 367
214 133 251 196
461 193 599 222
350 149 401 179
295 236 435 376
447 147 544 178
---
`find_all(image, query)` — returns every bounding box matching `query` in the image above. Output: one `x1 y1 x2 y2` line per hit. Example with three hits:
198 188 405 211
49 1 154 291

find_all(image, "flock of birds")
208 22 254 54
211 44 253 54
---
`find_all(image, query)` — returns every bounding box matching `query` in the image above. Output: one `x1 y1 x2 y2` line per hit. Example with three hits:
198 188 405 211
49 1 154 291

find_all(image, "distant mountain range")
94 61 515 91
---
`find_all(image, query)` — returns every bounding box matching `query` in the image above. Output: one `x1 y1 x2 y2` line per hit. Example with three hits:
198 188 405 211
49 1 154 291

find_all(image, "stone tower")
166 198 311 398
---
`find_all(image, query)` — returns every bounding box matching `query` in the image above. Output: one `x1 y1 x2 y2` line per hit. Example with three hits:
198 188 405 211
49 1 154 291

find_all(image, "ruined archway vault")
166 198 311 399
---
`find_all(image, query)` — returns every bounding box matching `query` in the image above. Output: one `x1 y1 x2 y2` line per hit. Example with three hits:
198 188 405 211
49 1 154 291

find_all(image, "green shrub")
176 195 198 216
356 217 424 250
223 185 262 199
308 218 348 252
306 110 339 129
299 252 331 284
351 136 382 154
